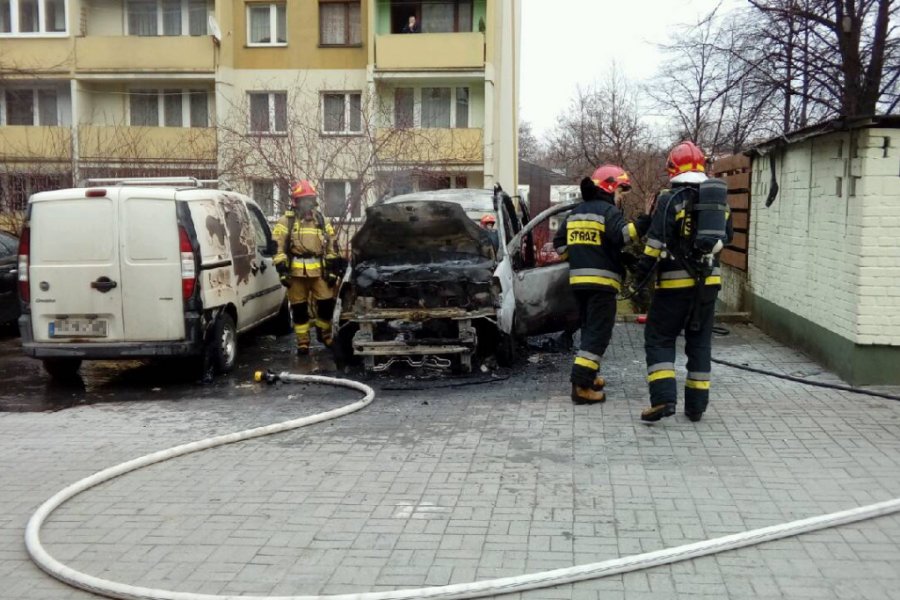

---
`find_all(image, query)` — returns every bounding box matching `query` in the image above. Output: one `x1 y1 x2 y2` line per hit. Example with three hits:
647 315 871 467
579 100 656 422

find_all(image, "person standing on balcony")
402 15 420 33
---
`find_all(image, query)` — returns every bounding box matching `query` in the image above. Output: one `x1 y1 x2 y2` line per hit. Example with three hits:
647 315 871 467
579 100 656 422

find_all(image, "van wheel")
269 297 294 336
496 316 519 367
210 313 237 374
42 358 83 380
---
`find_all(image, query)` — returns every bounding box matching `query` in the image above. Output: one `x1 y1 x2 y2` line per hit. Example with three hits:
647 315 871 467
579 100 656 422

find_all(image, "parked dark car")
0 231 20 326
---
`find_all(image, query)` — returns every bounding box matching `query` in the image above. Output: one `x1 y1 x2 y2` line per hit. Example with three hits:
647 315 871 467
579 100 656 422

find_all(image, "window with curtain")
252 181 275 216
319 1 360 46
5 90 34 125
420 1 472 33
455 87 469 128
130 90 159 126
248 2 286 45
162 0 181 35
322 92 362 134
18 0 37 32
189 91 208 127
37 90 57 125
188 0 207 34
421 88 451 128
44 0 65 31
127 0 158 35
1 1 11 33
322 181 347 218
0 0 69 34
164 89 182 127
394 88 413 129
248 91 287 133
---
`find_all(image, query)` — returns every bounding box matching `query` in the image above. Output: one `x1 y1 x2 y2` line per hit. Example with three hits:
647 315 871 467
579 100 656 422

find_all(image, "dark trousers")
644 287 717 415
570 288 617 387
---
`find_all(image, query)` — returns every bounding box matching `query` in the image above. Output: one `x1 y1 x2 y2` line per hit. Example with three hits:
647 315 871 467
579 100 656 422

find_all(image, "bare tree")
547 66 665 209
518 119 541 162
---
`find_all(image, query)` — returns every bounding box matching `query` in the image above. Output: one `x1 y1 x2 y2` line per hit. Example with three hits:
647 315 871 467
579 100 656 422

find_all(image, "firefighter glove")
634 214 652 238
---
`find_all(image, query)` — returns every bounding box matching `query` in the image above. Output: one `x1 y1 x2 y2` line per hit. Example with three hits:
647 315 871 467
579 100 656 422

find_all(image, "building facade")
718 117 900 385
0 0 520 224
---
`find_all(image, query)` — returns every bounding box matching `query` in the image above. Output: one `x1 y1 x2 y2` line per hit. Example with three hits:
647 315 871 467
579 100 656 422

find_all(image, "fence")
712 154 751 271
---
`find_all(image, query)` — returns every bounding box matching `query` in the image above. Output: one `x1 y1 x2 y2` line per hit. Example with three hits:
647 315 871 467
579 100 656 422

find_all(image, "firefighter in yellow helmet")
272 180 336 355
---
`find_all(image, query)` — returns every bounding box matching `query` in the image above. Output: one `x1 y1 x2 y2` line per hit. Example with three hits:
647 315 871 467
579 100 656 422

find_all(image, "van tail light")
17 226 30 304
178 226 196 301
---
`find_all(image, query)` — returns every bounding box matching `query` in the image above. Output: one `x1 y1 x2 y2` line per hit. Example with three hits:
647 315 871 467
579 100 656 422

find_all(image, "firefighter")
272 180 336 355
631 141 733 423
480 213 500 253
553 165 649 404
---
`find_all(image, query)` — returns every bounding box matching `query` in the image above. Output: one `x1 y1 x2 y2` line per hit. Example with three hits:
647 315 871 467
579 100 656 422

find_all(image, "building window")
322 180 361 218
322 92 362 134
319 0 360 46
394 88 413 128
251 179 289 216
248 91 287 134
128 89 210 127
126 0 208 36
247 2 286 46
390 0 472 34
0 0 66 34
1 88 58 125
404 87 469 129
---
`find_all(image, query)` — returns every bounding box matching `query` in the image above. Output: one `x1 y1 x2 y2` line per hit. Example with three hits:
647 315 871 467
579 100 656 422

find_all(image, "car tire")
42 358 82 380
333 322 361 368
269 297 294 336
209 313 237 374
496 331 518 367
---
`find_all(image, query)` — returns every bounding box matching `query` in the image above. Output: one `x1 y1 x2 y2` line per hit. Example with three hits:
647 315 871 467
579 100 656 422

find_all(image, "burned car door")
506 203 580 337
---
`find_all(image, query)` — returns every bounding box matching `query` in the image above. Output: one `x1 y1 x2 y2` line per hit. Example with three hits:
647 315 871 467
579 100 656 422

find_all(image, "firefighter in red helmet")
553 165 651 404
272 180 337 355
631 141 733 423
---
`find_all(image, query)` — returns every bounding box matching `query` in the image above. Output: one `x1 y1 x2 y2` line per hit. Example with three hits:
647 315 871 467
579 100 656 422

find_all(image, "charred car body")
334 188 580 372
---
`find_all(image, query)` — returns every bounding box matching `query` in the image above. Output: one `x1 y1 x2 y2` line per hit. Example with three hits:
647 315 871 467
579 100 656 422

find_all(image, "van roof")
29 187 253 205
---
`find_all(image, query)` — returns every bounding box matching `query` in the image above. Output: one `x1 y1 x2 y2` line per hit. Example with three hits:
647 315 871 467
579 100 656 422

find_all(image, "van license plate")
50 318 108 338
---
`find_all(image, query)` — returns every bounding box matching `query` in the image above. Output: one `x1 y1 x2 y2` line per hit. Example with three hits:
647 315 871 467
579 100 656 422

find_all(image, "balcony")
375 128 483 165
374 33 484 71
0 126 73 161
78 126 217 162
74 36 216 74
0 39 74 76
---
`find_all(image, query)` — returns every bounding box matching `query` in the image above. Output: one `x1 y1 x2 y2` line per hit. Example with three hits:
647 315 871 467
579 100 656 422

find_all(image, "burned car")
333 188 580 373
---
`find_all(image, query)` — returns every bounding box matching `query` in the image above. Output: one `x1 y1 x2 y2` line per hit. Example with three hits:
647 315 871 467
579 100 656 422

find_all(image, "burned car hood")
352 200 495 265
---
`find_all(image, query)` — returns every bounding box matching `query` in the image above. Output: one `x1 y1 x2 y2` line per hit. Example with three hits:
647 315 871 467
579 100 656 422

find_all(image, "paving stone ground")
2 323 900 599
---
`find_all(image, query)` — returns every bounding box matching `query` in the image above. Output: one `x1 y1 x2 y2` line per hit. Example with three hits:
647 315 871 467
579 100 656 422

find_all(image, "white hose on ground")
25 371 900 600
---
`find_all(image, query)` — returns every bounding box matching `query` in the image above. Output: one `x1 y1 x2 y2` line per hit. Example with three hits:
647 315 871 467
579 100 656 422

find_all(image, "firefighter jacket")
553 192 641 292
272 210 334 278
639 183 734 289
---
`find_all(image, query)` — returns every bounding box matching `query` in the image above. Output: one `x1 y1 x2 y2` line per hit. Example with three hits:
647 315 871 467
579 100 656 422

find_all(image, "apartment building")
0 0 521 224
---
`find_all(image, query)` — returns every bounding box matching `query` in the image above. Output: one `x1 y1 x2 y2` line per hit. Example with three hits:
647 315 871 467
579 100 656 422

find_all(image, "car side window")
0 233 16 257
246 205 272 255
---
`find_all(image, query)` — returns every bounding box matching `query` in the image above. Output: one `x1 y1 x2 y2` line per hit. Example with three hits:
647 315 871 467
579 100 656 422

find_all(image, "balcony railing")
374 32 484 71
78 126 217 162
0 126 73 161
75 36 216 73
375 127 483 164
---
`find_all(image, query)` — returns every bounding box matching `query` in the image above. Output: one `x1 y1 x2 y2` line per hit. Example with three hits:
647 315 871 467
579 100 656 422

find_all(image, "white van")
17 179 290 379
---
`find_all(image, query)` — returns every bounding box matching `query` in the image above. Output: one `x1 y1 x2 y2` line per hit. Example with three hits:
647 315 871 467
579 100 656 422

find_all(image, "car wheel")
210 313 237 374
42 358 82 380
333 322 361 368
496 331 518 367
269 297 294 336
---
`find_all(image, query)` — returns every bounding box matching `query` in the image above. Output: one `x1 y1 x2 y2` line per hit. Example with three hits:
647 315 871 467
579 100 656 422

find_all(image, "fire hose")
25 370 900 600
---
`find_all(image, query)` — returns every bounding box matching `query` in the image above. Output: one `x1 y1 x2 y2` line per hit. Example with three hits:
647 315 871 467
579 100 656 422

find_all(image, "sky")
520 0 744 138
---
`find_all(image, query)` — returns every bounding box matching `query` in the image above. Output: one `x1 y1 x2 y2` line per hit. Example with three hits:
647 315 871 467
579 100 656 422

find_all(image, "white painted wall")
749 127 900 346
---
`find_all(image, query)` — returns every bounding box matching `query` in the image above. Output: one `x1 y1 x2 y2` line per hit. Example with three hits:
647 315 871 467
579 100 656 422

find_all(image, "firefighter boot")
592 376 606 391
295 323 311 356
572 385 606 404
315 321 333 348
640 403 676 422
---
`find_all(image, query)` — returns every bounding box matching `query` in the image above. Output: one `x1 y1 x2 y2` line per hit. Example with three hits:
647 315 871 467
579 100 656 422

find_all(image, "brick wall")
749 127 900 346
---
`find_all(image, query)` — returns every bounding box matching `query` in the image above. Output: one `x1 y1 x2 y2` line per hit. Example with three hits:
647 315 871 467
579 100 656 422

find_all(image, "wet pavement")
2 324 900 599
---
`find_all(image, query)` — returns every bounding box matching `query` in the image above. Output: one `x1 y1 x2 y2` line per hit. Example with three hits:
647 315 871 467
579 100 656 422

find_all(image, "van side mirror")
266 239 278 255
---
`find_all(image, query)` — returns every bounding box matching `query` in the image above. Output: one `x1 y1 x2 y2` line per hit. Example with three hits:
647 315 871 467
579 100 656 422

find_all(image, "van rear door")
29 192 125 342
119 188 184 341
